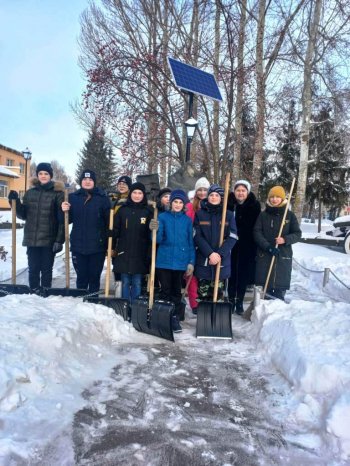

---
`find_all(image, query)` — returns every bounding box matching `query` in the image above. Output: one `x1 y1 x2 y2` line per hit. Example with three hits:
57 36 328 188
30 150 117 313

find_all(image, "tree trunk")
251 0 266 193
294 0 322 221
213 1 221 181
233 0 247 181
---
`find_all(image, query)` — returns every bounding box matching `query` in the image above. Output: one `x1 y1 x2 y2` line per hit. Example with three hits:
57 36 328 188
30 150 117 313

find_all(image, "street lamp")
22 147 32 191
184 117 198 163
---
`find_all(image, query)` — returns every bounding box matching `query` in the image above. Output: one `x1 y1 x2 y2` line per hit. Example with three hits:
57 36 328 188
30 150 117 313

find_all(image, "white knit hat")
234 179 251 193
188 190 195 201
195 177 210 192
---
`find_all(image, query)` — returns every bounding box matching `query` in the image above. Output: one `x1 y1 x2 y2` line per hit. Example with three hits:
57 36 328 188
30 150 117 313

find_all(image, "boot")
115 281 122 298
235 299 244 315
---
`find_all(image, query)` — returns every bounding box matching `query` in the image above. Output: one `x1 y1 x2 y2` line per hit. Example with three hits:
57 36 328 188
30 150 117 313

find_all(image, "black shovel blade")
0 284 31 297
131 297 174 342
196 301 233 339
84 295 130 321
44 288 87 298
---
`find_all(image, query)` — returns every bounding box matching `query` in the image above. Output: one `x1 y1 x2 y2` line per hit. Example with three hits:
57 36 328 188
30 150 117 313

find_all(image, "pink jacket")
186 202 195 222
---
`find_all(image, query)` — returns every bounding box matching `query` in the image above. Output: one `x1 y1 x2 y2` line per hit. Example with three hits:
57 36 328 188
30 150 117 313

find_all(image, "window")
6 159 14 167
0 181 8 198
20 163 25 174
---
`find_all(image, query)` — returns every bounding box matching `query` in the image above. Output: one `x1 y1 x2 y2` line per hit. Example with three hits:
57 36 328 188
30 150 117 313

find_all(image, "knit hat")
117 175 132 189
170 189 188 204
188 190 195 201
208 184 224 198
268 186 286 200
36 162 53 178
234 179 251 194
129 182 146 195
79 170 96 185
157 187 172 200
194 177 210 192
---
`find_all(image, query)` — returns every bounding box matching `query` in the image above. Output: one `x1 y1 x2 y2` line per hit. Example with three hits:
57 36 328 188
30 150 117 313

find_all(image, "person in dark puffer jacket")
113 182 153 303
254 185 301 301
227 180 261 314
194 184 238 302
8 162 64 292
109 175 132 296
62 170 110 294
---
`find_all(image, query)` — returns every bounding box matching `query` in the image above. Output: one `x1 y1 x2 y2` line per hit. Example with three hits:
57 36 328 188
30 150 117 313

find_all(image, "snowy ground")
0 215 350 465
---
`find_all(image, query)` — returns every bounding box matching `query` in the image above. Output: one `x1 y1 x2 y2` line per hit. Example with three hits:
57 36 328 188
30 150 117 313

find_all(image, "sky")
0 0 89 178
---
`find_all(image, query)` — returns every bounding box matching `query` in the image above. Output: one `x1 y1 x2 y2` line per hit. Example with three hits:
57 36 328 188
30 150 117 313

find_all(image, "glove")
268 247 280 257
106 230 114 238
149 219 159 231
8 190 19 201
186 264 194 276
52 242 63 254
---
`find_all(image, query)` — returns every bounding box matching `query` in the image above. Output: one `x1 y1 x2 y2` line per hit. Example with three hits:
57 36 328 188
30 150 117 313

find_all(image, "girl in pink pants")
186 177 210 313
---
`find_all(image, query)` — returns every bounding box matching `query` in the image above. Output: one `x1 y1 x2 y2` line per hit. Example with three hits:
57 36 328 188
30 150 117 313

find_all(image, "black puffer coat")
16 178 64 247
253 202 301 290
113 199 153 274
227 191 261 287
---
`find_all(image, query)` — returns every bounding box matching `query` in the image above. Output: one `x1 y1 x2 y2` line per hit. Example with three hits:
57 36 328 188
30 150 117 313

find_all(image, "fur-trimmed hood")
30 178 65 192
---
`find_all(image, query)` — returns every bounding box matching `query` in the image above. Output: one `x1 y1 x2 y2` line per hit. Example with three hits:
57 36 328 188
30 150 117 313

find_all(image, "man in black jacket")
8 162 64 293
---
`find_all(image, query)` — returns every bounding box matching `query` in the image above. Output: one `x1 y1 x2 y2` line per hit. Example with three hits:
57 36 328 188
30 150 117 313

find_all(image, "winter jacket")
194 201 238 280
185 202 195 222
156 210 195 271
15 178 64 247
113 199 153 275
253 202 302 290
68 187 111 255
227 192 261 286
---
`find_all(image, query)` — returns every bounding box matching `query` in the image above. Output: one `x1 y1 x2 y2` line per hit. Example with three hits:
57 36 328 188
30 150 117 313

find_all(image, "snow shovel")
131 206 174 342
45 189 87 298
84 209 130 321
196 173 233 339
242 178 296 320
0 199 31 297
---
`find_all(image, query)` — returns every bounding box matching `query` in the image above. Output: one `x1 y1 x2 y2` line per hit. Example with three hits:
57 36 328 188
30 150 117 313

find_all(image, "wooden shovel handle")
213 173 230 303
149 204 158 309
263 177 296 297
105 209 114 297
11 199 16 285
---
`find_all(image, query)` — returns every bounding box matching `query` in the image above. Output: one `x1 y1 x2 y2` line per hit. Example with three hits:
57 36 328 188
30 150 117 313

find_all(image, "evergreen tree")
259 100 300 201
307 102 349 220
240 104 256 181
275 100 300 187
76 122 117 191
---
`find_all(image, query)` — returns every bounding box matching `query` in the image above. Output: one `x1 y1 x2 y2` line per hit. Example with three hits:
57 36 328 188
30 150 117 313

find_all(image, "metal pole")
25 158 28 191
185 93 194 163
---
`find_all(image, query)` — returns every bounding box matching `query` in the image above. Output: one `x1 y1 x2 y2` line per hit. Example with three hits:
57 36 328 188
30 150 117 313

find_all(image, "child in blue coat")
151 189 195 332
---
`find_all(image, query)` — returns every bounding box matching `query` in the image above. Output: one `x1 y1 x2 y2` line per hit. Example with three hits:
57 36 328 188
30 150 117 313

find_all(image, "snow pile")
0 294 157 462
292 243 350 302
251 246 350 459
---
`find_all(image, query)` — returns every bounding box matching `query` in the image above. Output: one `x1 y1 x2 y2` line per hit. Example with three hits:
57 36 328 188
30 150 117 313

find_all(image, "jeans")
121 273 142 303
156 268 183 319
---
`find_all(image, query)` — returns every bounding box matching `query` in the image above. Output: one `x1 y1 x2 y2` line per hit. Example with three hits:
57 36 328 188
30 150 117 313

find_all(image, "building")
0 144 31 210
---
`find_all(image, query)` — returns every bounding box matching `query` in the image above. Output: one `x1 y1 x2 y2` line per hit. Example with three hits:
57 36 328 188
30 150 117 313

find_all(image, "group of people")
8 162 302 333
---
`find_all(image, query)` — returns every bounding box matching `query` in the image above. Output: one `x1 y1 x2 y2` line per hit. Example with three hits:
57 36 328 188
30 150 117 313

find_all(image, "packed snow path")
70 320 322 466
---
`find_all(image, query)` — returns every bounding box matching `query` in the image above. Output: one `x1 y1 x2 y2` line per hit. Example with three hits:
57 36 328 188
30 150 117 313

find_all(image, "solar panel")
168 57 222 102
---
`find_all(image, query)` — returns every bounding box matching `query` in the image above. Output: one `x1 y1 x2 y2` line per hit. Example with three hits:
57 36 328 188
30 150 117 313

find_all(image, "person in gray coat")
253 185 301 300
